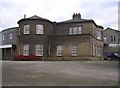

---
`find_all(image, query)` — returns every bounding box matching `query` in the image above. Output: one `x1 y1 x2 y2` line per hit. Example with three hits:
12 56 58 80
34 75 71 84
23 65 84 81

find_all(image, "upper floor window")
69 26 82 35
35 44 43 56
9 33 12 39
57 45 63 56
97 31 102 39
2 34 5 41
23 44 29 56
110 36 116 42
72 44 78 56
78 27 82 34
104 36 107 43
36 25 43 34
114 36 116 41
24 25 30 34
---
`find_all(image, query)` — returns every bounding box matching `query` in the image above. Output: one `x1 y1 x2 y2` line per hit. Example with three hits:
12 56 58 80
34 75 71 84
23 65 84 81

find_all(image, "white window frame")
97 47 102 57
92 43 95 56
73 27 78 34
24 25 30 34
78 26 82 34
104 36 107 43
69 26 82 35
72 44 78 56
69 27 72 35
35 44 43 56
97 31 102 39
23 44 29 56
110 36 116 42
36 24 43 34
57 45 63 56
109 44 119 47
9 33 12 39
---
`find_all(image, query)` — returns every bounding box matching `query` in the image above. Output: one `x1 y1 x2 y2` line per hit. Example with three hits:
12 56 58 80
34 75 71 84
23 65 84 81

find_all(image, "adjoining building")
17 13 103 61
103 27 120 59
0 32 2 60
0 27 18 60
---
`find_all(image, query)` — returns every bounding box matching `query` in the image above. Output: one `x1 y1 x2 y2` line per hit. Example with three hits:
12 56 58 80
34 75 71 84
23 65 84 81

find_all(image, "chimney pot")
72 12 81 19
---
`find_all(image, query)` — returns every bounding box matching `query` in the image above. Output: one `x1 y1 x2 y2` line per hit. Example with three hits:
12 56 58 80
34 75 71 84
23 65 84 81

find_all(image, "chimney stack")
72 13 81 19
24 14 26 18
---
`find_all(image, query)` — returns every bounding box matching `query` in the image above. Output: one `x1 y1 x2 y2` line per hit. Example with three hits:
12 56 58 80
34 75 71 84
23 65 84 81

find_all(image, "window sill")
56 55 63 57
72 55 78 57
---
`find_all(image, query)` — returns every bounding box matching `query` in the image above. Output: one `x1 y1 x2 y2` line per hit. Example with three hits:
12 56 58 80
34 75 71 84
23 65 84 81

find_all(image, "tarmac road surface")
2 61 119 86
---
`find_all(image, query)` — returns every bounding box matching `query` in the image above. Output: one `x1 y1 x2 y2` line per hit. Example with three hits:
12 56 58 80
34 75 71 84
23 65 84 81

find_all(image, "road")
2 61 118 86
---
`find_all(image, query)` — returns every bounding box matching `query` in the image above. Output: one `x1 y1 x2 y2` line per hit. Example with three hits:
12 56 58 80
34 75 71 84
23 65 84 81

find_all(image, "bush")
15 55 42 61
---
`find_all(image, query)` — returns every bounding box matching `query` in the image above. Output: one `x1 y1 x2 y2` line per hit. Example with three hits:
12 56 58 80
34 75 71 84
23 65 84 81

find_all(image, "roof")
104 27 120 32
58 18 103 29
1 27 19 32
59 18 91 23
18 15 52 23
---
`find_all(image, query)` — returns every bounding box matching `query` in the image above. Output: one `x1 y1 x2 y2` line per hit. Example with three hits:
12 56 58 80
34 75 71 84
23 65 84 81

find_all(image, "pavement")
1 61 119 86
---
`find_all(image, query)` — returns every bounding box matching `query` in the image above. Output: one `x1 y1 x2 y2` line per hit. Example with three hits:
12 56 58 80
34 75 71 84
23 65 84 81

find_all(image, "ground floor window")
91 43 95 56
23 44 29 56
57 45 63 56
72 44 78 56
35 44 43 56
97 47 102 57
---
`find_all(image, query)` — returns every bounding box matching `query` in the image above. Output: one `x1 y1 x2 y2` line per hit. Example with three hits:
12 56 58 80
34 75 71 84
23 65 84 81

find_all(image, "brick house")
17 13 103 61
103 27 120 59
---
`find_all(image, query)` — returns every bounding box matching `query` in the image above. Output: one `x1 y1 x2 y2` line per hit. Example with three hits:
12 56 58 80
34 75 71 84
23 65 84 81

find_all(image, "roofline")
57 19 103 29
104 27 120 32
1 27 19 32
17 18 53 24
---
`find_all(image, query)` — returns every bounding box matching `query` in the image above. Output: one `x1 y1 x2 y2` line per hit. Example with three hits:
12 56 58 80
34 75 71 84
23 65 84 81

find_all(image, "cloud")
0 0 119 31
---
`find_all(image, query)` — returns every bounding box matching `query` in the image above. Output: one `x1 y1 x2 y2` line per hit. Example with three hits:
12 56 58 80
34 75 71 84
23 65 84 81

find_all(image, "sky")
0 0 119 31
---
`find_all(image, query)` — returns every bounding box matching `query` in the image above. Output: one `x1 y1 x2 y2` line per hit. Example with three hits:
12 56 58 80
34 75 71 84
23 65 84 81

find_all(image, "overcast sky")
0 0 119 31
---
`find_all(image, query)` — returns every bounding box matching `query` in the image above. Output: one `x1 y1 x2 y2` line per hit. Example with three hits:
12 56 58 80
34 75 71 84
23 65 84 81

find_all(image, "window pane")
36 25 43 34
97 31 101 39
10 33 12 39
111 36 113 42
78 27 82 34
73 27 77 34
24 25 30 34
69 27 72 35
92 44 95 56
97 47 102 56
69 26 82 35
72 44 77 56
23 45 29 56
114 36 116 41
35 44 43 56
57 45 63 56
104 36 107 43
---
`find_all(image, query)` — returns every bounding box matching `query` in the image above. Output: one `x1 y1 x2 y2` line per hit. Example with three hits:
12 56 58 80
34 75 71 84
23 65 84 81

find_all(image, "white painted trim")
0 44 12 49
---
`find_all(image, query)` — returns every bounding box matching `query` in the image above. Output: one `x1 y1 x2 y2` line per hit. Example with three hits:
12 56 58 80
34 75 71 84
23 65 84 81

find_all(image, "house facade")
103 27 120 58
0 27 18 60
17 13 103 61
